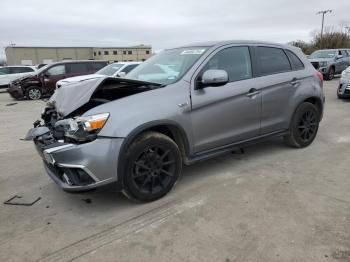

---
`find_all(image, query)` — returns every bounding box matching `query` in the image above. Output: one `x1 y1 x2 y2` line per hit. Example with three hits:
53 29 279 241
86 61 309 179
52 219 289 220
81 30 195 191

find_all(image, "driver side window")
202 46 252 82
46 65 65 76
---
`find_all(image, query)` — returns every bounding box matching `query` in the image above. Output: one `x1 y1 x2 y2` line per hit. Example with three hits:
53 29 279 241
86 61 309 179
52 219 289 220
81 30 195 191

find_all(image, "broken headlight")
55 113 109 142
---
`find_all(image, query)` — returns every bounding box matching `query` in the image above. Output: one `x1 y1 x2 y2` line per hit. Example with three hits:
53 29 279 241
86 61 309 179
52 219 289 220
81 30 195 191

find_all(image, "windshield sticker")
181 49 206 55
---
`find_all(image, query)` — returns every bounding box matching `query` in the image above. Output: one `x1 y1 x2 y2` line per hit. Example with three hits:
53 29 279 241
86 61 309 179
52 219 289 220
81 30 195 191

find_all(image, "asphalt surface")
0 79 349 262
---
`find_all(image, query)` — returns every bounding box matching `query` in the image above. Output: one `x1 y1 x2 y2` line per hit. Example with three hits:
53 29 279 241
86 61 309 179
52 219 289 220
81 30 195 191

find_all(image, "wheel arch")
116 120 191 184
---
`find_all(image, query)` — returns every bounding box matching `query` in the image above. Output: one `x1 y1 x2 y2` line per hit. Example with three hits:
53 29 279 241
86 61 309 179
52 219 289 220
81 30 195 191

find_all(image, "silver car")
25 41 325 202
338 66 350 99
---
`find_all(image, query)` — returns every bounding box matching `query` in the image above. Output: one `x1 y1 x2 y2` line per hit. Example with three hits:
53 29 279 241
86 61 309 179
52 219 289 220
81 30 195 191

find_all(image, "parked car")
338 66 350 99
7 60 107 100
56 62 141 88
25 40 324 202
0 66 37 89
308 49 350 80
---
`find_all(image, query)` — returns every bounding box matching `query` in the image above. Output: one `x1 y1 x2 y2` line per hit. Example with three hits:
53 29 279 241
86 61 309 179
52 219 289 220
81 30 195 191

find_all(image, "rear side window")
257 47 291 75
202 46 252 82
0 67 10 74
66 63 89 74
285 50 304 70
121 64 139 74
11 67 34 73
91 62 107 71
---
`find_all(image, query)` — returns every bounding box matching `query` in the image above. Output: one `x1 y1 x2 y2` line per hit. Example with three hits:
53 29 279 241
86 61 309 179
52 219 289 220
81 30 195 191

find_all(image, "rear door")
190 45 262 153
256 46 304 134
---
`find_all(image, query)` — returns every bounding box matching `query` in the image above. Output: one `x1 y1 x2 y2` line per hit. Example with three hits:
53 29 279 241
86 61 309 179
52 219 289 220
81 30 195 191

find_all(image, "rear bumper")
35 137 124 192
7 84 24 99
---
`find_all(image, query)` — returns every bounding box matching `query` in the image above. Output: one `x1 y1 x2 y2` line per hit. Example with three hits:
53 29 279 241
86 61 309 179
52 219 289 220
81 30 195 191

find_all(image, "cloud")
0 0 349 59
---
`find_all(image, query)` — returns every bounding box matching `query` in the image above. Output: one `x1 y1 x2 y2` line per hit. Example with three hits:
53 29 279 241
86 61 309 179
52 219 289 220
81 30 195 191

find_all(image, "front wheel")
122 131 182 202
325 67 335 81
284 102 320 148
25 86 42 100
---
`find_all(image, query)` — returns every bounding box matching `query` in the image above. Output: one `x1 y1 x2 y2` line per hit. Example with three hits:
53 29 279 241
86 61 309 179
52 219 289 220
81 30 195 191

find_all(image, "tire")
122 131 182 202
25 86 42 100
284 102 320 148
325 67 335 81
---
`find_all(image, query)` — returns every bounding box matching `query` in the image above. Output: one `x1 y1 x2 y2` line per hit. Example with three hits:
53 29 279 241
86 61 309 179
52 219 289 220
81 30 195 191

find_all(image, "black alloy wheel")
284 102 320 148
122 132 182 202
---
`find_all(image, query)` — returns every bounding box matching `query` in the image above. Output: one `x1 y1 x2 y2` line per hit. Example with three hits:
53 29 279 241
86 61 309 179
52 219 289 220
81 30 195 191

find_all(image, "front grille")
311 62 319 69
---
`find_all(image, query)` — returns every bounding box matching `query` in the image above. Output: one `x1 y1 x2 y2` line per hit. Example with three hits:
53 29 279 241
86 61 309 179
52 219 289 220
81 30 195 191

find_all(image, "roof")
176 40 286 49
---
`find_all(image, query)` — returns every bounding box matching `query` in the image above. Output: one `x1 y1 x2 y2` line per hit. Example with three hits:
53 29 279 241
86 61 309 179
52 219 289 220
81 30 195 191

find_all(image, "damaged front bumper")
28 127 124 192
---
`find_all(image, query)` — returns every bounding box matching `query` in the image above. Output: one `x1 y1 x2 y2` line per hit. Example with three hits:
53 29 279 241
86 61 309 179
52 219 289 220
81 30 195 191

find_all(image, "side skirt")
184 130 288 165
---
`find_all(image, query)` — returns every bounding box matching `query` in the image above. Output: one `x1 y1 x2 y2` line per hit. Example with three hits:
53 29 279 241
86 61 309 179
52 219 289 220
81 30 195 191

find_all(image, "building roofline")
5 45 152 49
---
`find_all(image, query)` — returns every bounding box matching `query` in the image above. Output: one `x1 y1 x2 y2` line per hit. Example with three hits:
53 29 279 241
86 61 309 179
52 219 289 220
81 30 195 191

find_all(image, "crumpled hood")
48 76 161 117
57 74 105 86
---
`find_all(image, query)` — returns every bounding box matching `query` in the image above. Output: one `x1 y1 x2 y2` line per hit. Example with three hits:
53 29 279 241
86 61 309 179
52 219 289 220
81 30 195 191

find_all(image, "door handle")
246 88 260 98
290 78 300 86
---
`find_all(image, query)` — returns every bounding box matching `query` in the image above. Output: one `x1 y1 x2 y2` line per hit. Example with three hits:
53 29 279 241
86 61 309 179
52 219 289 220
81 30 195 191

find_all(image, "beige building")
5 45 152 65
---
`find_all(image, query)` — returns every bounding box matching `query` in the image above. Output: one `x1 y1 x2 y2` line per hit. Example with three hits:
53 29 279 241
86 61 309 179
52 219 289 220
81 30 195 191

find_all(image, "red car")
7 60 107 100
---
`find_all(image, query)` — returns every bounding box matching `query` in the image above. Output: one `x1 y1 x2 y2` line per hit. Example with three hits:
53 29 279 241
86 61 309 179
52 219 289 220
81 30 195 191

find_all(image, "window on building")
257 47 291 76
285 50 304 70
123 51 126 55
202 46 252 82
104 51 109 55
113 50 118 55
146 50 150 55
46 65 66 76
142 59 146 62
94 52 96 56
128 50 132 55
98 51 101 55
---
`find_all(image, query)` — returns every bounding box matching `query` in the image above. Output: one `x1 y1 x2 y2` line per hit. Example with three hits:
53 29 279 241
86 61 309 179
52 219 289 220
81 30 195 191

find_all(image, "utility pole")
316 10 332 49
346 26 350 37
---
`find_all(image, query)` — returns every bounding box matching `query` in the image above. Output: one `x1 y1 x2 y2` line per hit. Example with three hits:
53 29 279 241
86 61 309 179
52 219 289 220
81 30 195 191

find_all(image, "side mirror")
336 55 343 60
117 72 126 78
199 69 228 88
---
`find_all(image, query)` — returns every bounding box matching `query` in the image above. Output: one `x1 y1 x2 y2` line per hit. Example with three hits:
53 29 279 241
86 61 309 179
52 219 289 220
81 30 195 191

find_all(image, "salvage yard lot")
0 79 350 262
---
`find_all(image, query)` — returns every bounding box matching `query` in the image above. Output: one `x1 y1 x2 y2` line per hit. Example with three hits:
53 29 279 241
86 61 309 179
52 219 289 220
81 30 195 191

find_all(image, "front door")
190 46 262 153
42 64 66 94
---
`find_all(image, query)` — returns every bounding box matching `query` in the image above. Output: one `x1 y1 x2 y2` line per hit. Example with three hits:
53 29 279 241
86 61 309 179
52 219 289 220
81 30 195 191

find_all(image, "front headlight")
76 113 110 132
55 113 109 142
319 61 328 67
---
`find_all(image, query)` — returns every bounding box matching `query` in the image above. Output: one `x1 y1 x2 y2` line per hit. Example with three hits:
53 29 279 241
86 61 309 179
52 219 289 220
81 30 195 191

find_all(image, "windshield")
309 50 336 59
96 63 124 76
126 47 209 85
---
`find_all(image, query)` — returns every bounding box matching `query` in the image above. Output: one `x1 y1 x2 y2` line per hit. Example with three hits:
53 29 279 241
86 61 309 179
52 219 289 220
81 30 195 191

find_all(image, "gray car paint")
31 40 324 191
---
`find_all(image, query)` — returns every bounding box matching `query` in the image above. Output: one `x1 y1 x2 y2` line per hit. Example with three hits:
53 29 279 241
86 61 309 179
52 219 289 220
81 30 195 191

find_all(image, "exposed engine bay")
30 77 162 144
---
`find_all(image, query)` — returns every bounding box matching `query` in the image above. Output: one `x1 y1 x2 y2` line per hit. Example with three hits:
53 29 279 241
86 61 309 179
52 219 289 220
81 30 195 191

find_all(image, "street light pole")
316 10 332 49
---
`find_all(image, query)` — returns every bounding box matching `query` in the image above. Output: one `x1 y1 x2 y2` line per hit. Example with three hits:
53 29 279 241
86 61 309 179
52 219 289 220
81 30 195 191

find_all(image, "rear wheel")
122 132 182 202
284 102 320 148
25 86 42 100
325 67 335 81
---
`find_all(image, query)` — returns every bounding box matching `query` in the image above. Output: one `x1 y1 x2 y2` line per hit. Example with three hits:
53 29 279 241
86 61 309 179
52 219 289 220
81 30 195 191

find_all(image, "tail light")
315 72 323 89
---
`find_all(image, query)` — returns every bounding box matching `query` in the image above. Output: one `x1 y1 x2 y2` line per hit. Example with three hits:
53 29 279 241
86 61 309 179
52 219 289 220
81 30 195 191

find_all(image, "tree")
291 26 350 55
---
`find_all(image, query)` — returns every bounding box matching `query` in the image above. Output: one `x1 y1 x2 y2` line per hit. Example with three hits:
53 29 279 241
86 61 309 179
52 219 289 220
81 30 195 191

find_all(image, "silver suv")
308 49 350 80
26 41 324 202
